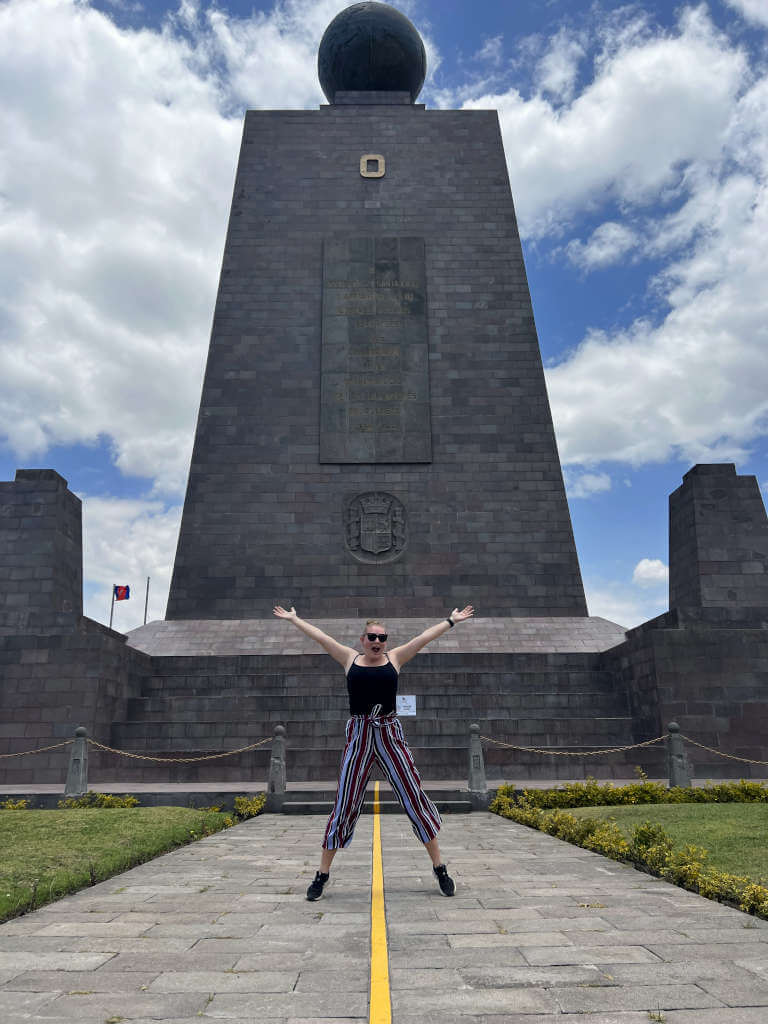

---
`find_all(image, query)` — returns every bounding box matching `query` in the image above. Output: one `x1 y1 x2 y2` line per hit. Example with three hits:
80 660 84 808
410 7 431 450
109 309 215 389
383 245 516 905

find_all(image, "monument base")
2 464 767 787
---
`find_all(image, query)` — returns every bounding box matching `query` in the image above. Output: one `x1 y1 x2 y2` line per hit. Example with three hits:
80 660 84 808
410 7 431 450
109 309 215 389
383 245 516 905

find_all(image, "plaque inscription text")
320 236 431 463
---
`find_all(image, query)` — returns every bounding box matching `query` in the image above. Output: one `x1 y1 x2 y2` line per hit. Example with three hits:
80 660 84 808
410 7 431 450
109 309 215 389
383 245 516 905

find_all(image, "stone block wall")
670 463 768 608
0 619 150 785
604 608 768 778
0 468 150 785
168 104 586 620
0 469 82 634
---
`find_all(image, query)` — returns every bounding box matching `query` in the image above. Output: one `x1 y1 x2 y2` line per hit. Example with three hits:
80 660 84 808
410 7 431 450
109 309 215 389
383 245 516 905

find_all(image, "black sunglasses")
366 633 388 643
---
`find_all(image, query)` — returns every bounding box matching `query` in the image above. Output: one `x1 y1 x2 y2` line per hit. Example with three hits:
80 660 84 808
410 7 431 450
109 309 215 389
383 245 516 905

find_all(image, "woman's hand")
273 605 297 620
450 605 474 623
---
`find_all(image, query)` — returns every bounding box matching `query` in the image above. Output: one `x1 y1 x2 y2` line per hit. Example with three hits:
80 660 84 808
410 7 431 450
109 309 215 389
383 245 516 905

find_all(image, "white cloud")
632 558 669 586
724 0 768 27
0 0 242 493
542 24 768 469
586 559 670 629
546 157 768 466
81 494 182 631
0 0 350 497
566 221 638 271
0 0 443 497
466 7 746 237
536 26 585 103
584 578 666 629
564 469 612 499
474 35 502 67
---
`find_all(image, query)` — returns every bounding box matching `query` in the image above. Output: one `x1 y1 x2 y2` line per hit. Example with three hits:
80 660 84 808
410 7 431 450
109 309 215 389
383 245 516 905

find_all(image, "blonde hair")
363 618 387 631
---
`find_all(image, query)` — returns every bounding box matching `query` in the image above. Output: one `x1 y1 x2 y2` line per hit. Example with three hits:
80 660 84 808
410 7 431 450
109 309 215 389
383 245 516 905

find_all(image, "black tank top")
346 654 398 715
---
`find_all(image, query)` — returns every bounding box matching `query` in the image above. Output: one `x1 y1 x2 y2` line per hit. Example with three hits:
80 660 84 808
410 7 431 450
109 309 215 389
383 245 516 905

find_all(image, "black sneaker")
306 871 330 901
433 864 455 897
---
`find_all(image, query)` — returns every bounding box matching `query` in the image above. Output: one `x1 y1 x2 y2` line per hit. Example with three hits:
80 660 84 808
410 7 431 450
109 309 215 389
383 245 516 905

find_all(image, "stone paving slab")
2 811 768 1020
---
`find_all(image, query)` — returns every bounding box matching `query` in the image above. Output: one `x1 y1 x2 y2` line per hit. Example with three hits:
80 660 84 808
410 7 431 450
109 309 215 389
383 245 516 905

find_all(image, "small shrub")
233 794 266 819
57 792 140 809
739 882 768 916
581 820 630 861
628 822 672 864
0 798 29 810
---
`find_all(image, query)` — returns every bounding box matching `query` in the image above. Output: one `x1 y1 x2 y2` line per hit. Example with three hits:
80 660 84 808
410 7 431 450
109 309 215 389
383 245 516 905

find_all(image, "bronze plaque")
320 236 432 463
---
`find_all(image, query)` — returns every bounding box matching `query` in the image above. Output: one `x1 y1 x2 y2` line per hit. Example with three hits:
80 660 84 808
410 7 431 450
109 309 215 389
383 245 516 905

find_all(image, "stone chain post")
265 724 287 812
64 726 88 798
468 723 490 810
667 721 692 788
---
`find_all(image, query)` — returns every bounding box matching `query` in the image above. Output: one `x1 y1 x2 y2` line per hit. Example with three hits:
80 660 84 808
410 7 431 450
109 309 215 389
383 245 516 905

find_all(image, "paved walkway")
2 811 768 1022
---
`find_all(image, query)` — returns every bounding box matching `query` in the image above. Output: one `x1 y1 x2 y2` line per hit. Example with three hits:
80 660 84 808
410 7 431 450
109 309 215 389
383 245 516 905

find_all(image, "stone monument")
165 0 587 621
1 4 766 791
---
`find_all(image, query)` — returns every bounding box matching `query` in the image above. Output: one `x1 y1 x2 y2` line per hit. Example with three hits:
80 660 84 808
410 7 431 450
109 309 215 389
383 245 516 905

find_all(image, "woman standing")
272 605 474 900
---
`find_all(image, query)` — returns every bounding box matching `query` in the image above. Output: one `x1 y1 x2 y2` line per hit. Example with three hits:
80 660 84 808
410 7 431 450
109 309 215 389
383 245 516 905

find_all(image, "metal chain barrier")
86 736 271 764
0 740 74 759
680 734 768 767
480 733 667 758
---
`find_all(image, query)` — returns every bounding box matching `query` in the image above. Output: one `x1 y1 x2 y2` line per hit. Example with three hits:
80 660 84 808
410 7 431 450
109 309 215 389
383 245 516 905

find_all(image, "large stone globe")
318 2 427 103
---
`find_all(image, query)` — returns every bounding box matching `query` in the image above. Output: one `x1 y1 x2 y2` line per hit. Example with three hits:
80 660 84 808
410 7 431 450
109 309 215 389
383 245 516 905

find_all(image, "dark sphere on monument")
318 2 427 103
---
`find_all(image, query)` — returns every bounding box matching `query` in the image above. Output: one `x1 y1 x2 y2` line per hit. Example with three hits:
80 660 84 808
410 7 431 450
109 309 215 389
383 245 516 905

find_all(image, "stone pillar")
669 463 768 609
667 722 692 788
265 724 286 812
0 469 82 634
468 723 489 811
64 726 88 798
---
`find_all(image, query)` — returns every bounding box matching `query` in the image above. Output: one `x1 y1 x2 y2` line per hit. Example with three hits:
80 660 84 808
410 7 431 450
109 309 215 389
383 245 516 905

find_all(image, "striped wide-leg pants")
323 711 442 850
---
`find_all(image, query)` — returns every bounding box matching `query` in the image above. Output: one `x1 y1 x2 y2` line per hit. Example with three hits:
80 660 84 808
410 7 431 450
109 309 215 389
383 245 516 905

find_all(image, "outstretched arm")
273 606 356 668
389 606 474 671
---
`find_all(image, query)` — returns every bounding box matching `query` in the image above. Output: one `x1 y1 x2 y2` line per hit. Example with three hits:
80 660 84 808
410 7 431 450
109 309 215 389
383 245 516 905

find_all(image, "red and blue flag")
113 585 130 601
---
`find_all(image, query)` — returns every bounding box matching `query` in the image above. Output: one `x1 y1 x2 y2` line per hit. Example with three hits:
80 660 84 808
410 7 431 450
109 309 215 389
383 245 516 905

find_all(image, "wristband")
446 617 454 628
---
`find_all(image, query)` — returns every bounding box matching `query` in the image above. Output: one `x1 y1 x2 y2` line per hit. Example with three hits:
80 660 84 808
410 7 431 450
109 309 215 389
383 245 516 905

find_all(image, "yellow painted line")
369 780 392 1024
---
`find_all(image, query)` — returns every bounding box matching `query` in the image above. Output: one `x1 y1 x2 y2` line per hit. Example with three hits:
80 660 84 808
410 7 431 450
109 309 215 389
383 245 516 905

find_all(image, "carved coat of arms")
345 492 407 563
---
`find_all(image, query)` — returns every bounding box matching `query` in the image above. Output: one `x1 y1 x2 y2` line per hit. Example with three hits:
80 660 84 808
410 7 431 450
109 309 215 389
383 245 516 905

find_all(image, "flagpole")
144 576 150 625
109 586 115 630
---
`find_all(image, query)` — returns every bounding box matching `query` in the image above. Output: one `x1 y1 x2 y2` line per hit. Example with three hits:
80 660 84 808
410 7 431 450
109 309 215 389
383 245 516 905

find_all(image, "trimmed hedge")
490 780 768 919
493 777 768 810
58 791 140 809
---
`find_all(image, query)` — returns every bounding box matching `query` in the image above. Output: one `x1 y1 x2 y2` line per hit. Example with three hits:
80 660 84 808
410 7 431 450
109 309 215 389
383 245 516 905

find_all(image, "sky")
1 0 767 633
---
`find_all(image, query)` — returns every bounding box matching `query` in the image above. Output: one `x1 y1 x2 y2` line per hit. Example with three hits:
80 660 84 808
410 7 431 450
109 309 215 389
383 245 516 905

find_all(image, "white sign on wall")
397 695 416 716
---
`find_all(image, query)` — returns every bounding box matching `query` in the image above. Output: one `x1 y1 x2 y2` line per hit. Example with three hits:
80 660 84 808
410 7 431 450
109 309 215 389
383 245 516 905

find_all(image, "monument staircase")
94 616 663 797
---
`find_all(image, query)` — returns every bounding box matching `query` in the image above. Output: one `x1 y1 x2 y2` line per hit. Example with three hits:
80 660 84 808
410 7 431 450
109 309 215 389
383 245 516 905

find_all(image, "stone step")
279 786 470 801
142 651 609 672
110 716 634 749
127 690 628 719
140 671 619 697
280 798 472 815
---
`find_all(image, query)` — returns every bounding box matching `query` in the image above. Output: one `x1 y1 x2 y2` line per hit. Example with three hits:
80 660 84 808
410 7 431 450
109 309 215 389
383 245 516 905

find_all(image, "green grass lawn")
568 803 768 881
0 806 233 922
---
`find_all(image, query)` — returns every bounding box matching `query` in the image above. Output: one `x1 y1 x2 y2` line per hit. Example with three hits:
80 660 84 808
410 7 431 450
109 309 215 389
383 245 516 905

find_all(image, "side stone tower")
167 2 585 621
0 469 82 634
669 463 768 609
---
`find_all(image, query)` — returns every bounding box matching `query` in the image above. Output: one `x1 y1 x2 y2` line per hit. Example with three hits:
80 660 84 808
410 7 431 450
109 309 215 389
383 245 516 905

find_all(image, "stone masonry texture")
166 103 587 620
670 463 768 609
0 470 82 634
3 458 768 784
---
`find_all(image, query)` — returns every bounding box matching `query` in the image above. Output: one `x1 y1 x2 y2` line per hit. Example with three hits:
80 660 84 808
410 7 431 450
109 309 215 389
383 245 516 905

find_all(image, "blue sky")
1 0 767 632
